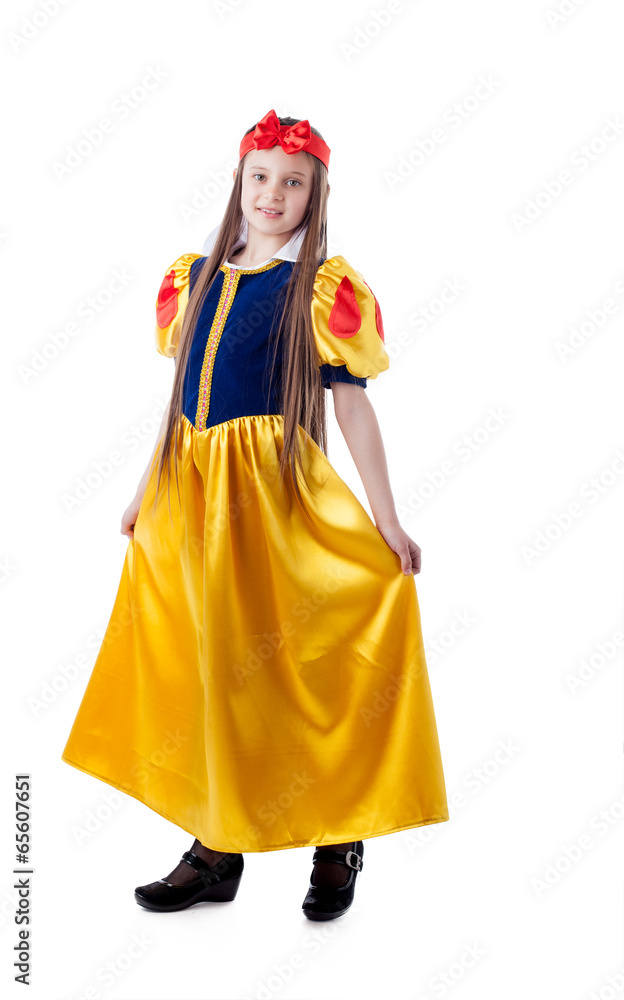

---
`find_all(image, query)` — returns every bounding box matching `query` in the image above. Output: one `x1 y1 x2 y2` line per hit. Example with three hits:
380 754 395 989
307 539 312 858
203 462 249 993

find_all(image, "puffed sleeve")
155 252 203 358
311 255 390 385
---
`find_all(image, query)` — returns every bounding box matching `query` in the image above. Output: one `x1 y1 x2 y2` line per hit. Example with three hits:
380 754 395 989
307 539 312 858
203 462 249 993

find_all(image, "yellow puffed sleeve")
311 256 390 380
155 252 203 358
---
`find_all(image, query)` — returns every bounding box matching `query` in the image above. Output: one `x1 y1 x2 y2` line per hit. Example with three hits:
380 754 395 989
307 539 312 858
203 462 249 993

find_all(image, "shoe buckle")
344 850 362 871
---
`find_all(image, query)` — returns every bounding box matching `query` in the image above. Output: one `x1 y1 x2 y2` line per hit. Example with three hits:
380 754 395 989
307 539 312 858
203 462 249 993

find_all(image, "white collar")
201 215 307 268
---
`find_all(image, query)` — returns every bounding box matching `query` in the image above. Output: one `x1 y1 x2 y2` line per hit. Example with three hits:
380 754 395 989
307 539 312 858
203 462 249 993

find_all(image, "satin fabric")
61 411 449 851
61 248 449 852
311 256 390 380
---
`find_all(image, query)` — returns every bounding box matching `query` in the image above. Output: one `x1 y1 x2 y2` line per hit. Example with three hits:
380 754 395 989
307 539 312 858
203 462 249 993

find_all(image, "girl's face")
237 144 315 241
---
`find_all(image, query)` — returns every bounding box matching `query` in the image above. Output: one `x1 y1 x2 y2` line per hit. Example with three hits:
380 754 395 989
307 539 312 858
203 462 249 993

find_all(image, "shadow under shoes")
134 849 244 912
302 841 364 921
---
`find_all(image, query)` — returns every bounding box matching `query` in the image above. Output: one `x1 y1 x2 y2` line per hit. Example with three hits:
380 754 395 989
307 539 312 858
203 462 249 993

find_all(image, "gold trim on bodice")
194 258 284 431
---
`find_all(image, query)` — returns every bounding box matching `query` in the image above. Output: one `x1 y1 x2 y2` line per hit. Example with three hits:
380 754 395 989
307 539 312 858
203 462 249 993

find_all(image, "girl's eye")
252 173 301 186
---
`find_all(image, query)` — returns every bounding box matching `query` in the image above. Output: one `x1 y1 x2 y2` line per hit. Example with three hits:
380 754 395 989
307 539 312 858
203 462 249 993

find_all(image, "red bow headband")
239 108 330 171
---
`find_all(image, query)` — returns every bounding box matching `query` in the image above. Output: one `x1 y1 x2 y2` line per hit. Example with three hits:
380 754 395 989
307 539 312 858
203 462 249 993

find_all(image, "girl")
61 109 450 921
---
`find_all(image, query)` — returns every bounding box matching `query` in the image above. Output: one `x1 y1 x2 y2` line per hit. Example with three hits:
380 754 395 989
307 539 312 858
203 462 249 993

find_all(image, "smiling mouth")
257 207 282 216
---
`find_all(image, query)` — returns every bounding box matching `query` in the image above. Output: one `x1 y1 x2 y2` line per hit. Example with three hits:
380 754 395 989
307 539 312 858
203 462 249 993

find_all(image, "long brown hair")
151 115 330 523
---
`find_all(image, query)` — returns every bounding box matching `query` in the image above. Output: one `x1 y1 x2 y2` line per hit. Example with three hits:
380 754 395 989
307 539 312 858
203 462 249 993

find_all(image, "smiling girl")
61 108 449 922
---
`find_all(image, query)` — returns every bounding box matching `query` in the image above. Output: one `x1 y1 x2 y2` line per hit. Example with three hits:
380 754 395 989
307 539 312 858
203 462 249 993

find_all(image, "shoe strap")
180 849 242 885
312 848 363 872
181 850 220 886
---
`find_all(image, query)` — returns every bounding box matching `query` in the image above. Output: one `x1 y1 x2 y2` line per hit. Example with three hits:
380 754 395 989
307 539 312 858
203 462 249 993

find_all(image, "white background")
1 0 623 998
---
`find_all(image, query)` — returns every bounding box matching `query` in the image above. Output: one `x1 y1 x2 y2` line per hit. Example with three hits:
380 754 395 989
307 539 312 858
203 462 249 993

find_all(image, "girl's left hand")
375 522 422 575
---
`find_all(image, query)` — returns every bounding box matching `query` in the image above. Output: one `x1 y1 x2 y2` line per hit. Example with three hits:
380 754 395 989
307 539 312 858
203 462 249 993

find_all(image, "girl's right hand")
121 494 144 539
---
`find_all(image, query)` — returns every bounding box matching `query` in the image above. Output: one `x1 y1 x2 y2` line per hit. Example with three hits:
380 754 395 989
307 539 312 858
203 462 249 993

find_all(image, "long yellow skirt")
61 413 449 852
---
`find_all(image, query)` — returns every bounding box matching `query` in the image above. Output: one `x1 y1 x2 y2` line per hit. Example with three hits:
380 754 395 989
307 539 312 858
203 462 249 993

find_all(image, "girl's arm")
137 356 178 497
329 382 420 576
120 396 171 538
135 397 172 499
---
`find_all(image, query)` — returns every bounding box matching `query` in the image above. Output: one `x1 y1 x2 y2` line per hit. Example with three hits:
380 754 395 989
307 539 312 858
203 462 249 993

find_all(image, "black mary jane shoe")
301 841 364 921
134 849 244 912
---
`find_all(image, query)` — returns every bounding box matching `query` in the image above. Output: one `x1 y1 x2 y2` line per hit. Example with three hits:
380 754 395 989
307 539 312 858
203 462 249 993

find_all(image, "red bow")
251 108 312 155
239 108 331 169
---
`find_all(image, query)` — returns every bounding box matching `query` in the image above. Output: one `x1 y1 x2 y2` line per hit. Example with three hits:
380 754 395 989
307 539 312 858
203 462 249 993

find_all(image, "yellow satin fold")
61 414 449 852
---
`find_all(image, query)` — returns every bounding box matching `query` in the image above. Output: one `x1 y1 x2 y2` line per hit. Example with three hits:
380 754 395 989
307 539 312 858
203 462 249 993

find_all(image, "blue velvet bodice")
182 257 366 431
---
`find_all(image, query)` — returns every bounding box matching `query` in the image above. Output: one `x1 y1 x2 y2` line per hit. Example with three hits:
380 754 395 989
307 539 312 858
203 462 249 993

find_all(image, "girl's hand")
375 522 422 575
121 494 144 539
